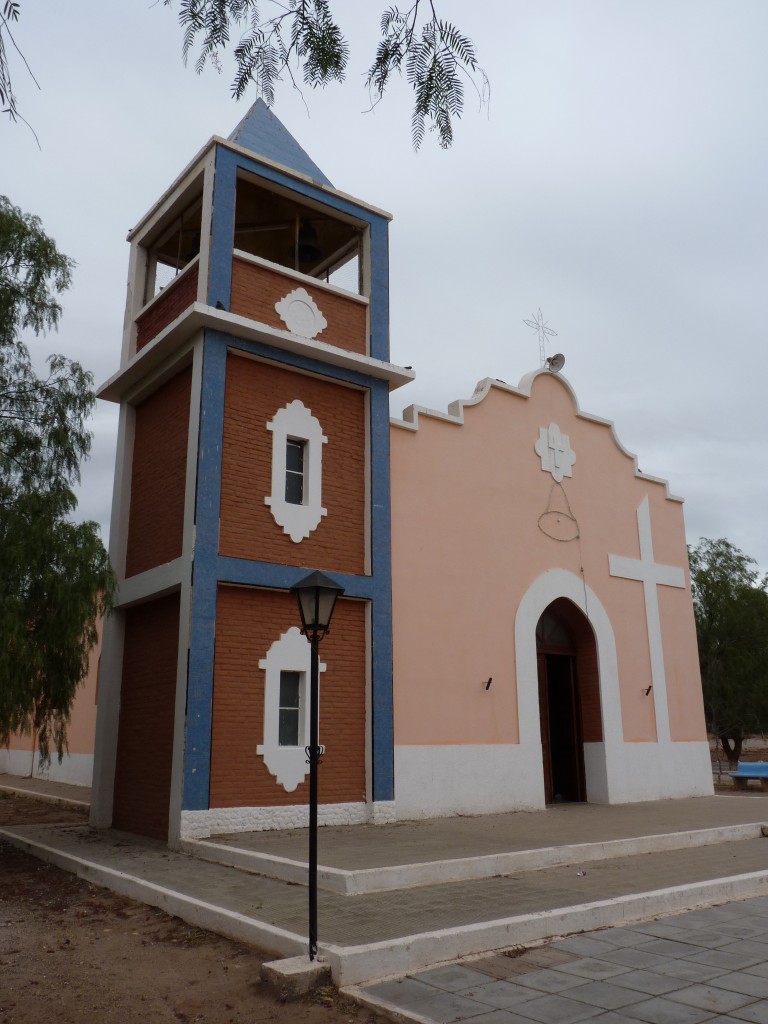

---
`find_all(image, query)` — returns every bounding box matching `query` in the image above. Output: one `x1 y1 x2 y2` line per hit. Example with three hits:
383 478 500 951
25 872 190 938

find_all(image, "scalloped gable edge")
390 368 684 503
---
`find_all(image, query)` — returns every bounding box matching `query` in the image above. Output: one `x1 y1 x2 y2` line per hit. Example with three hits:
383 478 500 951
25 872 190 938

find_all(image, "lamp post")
290 569 345 961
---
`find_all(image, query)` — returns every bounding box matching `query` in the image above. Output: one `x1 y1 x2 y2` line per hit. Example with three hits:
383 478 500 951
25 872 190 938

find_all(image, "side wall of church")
136 264 199 351
112 593 181 840
0 617 102 787
125 367 192 578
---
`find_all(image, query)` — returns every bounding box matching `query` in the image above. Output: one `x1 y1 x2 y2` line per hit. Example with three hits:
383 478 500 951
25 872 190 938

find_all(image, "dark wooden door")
538 653 586 803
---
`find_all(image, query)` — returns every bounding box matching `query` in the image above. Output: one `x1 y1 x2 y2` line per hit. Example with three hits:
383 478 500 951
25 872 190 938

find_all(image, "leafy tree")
165 0 486 149
689 537 768 766
0 195 115 763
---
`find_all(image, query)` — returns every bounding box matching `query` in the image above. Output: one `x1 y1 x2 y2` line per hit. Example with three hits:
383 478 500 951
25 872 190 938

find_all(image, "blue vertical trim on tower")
369 377 395 800
208 149 237 310
183 332 228 810
368 217 390 363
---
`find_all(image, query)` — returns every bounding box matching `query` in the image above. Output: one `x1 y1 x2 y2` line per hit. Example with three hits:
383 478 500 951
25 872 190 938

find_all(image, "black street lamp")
290 569 345 961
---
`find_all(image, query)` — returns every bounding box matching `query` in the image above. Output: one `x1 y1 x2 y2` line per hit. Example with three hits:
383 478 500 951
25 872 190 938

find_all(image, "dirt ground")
0 792 384 1024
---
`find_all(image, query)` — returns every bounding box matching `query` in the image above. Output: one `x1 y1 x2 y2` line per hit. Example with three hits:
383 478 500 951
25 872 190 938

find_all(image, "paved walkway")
0 774 90 807
3 819 768 947
360 896 768 1022
208 797 768 870
3 775 768 1008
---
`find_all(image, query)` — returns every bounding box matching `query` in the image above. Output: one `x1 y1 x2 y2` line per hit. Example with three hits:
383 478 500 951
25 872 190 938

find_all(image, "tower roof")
227 98 334 188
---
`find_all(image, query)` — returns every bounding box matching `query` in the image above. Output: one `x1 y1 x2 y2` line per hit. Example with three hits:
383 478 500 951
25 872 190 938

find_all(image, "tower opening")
234 173 363 292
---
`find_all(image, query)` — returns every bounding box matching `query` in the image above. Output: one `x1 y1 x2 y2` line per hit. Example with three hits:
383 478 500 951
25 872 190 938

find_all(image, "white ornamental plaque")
275 287 328 339
534 422 576 482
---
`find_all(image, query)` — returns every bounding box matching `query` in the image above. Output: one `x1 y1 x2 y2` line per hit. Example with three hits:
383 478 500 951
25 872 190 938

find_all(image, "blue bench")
728 761 768 791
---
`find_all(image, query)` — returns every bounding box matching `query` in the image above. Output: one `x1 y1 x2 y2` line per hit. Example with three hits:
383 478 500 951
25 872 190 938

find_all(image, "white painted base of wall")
0 748 34 777
180 800 396 840
394 740 714 819
393 744 545 820
0 748 93 788
601 740 715 803
178 741 713 838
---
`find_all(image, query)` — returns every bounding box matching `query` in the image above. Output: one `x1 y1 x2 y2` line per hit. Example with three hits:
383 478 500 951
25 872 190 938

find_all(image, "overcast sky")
6 1 768 572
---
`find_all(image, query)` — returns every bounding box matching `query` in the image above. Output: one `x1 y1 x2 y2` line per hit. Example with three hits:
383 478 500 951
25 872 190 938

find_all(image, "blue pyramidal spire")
228 98 333 188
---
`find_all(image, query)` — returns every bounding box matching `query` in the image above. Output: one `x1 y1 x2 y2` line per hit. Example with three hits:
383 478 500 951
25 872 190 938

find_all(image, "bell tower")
91 101 413 842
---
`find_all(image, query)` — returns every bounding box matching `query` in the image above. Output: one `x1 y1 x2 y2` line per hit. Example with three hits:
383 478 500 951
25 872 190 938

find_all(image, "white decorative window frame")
265 399 327 542
256 627 326 792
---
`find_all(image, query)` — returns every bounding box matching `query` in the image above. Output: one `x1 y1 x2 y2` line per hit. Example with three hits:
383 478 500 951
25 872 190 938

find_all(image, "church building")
89 102 712 844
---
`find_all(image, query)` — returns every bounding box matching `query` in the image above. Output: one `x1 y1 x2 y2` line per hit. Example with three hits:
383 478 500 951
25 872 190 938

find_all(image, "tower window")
265 399 327 543
285 438 306 504
278 670 302 747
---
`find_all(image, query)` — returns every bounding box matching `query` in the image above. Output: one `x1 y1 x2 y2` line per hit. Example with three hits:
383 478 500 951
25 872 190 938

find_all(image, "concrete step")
182 821 768 894
4 821 768 987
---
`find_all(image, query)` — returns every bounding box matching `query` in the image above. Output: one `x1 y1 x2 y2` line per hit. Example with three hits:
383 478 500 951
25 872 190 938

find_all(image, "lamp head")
291 570 345 640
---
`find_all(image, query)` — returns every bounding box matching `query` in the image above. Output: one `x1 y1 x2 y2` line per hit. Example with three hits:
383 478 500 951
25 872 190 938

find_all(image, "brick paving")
208 796 768 870
2 818 768 946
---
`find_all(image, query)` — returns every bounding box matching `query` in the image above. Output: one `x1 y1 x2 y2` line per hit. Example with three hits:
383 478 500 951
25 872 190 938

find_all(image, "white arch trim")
514 569 624 804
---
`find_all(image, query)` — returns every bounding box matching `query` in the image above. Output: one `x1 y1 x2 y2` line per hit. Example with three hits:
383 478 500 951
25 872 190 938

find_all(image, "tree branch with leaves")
0 1 39 143
165 0 486 148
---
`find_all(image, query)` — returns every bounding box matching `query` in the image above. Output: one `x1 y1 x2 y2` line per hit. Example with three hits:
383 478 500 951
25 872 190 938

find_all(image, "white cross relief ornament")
535 423 576 482
608 496 686 744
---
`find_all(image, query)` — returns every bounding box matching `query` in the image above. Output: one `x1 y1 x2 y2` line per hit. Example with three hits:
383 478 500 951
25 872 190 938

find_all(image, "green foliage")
1 2 40 140
0 195 115 762
0 1 21 118
368 7 482 150
689 537 768 762
166 0 485 149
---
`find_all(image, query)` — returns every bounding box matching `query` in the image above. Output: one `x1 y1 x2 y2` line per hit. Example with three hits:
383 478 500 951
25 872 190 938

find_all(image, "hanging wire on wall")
537 480 591 618
538 480 579 542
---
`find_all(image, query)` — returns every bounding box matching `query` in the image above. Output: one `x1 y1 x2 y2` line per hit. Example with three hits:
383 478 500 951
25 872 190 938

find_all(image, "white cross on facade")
548 428 568 472
535 422 576 482
608 496 686 744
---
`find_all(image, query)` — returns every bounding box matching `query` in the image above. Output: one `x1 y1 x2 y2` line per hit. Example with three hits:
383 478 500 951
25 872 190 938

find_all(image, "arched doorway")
536 599 602 804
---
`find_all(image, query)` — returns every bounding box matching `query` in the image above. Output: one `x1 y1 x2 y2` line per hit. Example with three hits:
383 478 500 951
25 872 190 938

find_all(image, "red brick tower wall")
230 258 367 356
135 264 199 352
219 353 366 574
125 367 192 578
112 593 181 840
210 586 366 808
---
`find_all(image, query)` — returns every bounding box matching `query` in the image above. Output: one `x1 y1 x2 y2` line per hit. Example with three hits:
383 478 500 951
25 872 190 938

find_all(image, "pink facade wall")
390 370 706 750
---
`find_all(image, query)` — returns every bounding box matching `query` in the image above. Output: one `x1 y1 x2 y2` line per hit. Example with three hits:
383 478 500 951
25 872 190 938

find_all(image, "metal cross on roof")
524 308 558 367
